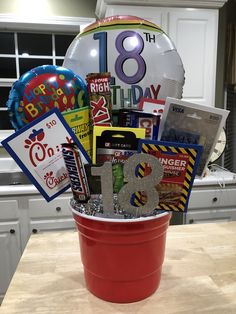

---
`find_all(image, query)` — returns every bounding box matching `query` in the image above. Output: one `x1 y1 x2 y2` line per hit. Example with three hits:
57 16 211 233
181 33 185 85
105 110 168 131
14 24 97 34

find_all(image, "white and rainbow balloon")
63 15 185 110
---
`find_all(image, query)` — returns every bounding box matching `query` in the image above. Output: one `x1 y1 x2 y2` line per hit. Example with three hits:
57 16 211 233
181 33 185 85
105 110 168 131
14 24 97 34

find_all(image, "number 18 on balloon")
63 15 185 110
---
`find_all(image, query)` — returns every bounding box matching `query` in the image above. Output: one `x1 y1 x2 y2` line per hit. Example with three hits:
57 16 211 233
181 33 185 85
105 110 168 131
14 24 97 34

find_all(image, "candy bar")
62 143 90 202
86 72 112 126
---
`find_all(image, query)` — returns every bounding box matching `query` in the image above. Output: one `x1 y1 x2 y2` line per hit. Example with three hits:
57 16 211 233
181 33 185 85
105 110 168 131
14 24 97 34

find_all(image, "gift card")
138 97 165 117
158 97 229 177
137 139 202 212
1 108 91 201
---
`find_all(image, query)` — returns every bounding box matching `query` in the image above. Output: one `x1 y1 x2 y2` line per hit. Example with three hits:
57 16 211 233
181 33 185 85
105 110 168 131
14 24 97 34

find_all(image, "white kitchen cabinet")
30 218 74 234
28 195 74 236
185 170 236 224
20 194 74 250
106 5 165 28
168 9 218 106
0 222 21 303
0 191 73 303
185 188 236 224
0 199 21 303
96 0 227 107
185 208 236 224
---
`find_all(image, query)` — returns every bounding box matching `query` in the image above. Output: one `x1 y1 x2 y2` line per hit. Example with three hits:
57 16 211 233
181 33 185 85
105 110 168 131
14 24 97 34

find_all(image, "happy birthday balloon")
7 65 89 130
63 15 185 110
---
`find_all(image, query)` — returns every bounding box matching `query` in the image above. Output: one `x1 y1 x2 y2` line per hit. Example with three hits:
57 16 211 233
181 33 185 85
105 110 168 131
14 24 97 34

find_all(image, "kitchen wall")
0 0 97 18
210 0 236 109
215 4 227 109
216 0 236 98
224 0 236 172
226 0 236 22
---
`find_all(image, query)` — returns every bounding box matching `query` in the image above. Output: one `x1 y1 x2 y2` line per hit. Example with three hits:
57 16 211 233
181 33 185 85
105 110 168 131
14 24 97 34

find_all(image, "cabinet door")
168 8 218 106
0 222 21 302
105 5 166 30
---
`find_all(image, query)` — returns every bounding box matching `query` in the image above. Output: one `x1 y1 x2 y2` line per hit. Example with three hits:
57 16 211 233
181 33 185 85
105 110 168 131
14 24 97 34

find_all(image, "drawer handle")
10 229 15 234
56 206 61 212
32 228 38 234
212 197 218 202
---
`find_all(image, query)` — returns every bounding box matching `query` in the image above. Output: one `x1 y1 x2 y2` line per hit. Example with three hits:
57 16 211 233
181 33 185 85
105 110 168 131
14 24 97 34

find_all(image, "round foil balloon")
63 15 185 110
7 65 89 129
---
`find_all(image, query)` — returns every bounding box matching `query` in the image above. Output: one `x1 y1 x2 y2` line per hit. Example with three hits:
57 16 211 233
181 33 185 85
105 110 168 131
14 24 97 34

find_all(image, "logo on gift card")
24 128 72 167
43 170 68 189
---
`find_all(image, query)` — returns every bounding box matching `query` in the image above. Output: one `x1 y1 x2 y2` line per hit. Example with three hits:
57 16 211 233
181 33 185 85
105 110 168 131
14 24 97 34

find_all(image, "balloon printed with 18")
63 15 185 110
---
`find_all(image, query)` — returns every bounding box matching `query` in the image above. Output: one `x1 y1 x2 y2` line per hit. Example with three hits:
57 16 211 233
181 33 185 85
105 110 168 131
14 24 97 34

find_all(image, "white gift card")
2 108 91 201
138 97 165 117
158 97 230 177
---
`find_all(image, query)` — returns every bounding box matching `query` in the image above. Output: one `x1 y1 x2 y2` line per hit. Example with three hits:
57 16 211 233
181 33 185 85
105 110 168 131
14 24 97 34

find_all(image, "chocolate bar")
61 143 90 202
86 72 112 126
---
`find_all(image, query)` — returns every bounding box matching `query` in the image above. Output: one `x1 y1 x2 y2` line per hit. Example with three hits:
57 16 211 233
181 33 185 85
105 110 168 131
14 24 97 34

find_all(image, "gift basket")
2 15 229 303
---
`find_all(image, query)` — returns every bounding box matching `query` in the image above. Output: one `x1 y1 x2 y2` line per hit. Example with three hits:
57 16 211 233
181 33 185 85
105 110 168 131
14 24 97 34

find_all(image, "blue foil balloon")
7 65 89 130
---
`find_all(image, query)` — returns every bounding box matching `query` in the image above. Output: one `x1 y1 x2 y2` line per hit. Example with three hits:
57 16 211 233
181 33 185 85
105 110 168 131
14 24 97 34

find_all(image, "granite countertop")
0 221 236 313
0 156 236 196
0 184 72 196
1 169 236 197
193 168 236 187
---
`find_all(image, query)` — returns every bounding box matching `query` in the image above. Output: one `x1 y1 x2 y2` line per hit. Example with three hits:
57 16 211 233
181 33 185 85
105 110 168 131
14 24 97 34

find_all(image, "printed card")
62 107 93 159
1 108 91 201
137 139 203 212
158 97 229 177
138 97 165 117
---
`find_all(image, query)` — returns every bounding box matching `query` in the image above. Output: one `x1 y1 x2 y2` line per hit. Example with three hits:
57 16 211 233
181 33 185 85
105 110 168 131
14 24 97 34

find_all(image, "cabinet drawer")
30 218 75 233
28 195 72 218
0 200 19 219
185 209 235 224
188 188 236 209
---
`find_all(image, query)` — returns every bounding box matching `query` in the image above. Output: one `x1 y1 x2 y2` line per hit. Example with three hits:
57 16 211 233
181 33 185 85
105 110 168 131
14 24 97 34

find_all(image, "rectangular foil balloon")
1 108 91 201
137 139 203 212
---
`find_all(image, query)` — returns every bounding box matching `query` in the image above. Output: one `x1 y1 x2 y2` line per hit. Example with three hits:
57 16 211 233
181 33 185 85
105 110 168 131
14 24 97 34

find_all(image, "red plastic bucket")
71 206 171 303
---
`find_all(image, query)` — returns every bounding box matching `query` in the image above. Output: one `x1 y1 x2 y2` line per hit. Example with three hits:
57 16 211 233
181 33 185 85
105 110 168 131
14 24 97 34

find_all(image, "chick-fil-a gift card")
1 108 91 201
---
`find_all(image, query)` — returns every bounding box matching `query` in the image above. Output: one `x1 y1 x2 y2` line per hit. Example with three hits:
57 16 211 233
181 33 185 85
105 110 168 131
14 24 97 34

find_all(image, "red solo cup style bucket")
71 205 171 303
